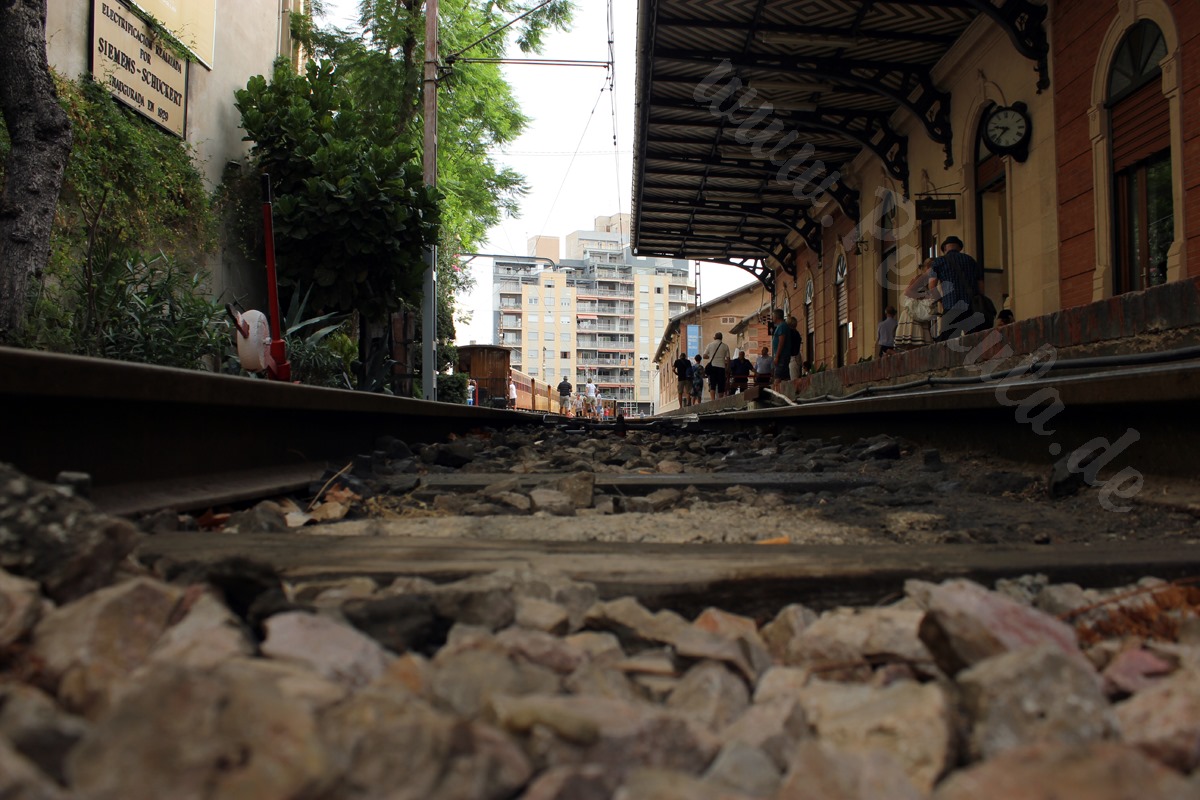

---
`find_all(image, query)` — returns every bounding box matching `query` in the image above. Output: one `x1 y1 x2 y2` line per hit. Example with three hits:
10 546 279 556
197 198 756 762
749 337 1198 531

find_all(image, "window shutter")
1112 80 1169 172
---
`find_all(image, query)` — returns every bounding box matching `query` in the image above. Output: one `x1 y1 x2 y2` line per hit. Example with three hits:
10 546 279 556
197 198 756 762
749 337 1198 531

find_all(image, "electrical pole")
421 0 439 401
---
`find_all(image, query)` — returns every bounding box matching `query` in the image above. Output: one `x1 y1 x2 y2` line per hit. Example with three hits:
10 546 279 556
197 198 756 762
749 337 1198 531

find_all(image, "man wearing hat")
928 235 985 339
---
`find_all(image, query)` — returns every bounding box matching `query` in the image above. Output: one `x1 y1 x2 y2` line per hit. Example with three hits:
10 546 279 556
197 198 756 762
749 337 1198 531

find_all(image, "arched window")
975 104 1010 306
834 255 849 367
804 277 815 371
1109 20 1171 293
877 190 898 319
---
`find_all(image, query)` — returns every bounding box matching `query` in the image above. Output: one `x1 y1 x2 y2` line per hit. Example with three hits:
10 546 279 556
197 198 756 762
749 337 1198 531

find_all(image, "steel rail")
3 347 1199 514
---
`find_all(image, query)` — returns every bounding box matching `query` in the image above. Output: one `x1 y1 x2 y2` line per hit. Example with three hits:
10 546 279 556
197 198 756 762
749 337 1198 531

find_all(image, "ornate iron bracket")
710 256 776 293
648 233 784 291
966 0 1051 92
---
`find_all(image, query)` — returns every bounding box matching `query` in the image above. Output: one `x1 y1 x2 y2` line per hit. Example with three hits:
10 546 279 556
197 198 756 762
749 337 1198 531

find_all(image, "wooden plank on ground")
94 464 324 516
417 473 875 493
137 532 1200 620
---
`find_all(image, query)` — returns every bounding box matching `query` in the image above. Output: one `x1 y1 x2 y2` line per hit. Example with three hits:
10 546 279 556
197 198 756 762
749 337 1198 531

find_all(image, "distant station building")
631 0 1200 371
46 0 308 302
652 282 769 413
491 215 696 416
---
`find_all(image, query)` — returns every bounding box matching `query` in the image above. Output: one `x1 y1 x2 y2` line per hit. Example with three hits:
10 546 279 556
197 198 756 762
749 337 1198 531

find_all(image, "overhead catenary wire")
536 77 608 238
443 0 557 62
607 0 623 238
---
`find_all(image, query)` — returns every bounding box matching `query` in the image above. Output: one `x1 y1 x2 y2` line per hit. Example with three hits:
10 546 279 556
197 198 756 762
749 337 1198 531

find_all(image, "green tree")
295 0 572 258
235 59 439 322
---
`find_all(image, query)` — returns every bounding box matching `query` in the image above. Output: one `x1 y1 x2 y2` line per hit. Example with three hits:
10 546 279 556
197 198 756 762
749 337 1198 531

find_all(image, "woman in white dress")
894 259 936 349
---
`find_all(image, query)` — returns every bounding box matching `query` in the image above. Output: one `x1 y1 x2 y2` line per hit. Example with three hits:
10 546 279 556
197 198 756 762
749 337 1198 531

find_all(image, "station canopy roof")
631 0 1050 291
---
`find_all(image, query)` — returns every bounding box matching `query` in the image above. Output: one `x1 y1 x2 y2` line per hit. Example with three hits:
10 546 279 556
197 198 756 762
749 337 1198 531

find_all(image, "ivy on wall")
1 73 222 367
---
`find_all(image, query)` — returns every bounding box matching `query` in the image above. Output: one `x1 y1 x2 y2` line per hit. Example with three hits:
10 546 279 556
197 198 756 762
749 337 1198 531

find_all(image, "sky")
317 0 759 346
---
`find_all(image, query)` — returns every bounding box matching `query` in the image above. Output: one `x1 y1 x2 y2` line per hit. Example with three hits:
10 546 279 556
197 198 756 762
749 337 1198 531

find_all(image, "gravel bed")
3 444 1200 799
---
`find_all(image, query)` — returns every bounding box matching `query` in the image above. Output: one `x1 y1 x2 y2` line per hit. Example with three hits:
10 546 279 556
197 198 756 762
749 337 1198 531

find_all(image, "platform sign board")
915 198 957 220
686 325 701 359
127 0 216 68
91 0 188 137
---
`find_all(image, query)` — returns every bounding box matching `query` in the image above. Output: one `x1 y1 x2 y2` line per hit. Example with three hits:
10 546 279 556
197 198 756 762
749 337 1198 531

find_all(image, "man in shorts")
584 378 597 419
702 332 731 400
557 376 572 414
673 350 693 407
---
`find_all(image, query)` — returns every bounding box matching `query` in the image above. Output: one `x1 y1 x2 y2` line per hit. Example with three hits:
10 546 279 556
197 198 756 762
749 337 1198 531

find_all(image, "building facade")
631 1 1200 374
493 216 694 415
46 0 305 304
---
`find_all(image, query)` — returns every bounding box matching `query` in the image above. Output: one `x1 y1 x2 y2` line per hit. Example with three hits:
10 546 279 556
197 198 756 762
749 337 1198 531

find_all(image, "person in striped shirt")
928 235 985 340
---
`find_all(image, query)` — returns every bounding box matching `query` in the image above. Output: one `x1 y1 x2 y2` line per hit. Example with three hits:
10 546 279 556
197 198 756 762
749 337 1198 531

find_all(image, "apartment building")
493 216 694 416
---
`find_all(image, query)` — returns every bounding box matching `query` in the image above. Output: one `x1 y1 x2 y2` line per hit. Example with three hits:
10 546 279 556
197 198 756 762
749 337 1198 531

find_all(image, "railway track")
4 343 1200 605
5 345 1200 798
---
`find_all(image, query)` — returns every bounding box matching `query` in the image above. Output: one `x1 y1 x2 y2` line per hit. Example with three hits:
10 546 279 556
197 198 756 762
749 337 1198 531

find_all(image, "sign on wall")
686 325 701 359
128 0 216 68
91 0 188 137
915 198 958 220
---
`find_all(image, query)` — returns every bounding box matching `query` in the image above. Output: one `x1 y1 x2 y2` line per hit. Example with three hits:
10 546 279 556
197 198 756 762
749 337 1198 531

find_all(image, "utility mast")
421 0 439 400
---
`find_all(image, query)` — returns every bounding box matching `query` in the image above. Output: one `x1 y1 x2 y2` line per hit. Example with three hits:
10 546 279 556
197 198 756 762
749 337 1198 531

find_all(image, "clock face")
985 107 1029 150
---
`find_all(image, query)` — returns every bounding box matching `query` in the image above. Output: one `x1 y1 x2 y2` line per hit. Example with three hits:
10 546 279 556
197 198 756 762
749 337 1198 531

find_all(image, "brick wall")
1054 0 1200 301
791 275 1200 398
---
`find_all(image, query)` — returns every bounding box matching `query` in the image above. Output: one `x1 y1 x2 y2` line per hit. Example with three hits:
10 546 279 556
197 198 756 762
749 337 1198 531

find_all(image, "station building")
632 0 1200 373
652 282 770 412
45 0 307 302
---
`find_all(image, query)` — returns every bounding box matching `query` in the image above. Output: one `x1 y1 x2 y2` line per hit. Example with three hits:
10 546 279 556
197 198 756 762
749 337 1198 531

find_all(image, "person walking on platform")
877 306 898 357
557 376 572 414
672 350 693 407
896 258 936 349
930 235 985 340
584 378 598 420
702 332 731 401
771 309 790 391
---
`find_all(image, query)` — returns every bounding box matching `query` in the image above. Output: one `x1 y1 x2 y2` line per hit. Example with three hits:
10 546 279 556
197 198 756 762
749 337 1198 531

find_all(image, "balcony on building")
500 315 522 329
596 302 634 316
596 282 635 298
